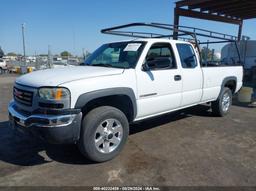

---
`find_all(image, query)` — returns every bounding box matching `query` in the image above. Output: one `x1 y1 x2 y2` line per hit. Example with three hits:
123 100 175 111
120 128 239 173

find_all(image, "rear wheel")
78 106 129 162
211 87 232 117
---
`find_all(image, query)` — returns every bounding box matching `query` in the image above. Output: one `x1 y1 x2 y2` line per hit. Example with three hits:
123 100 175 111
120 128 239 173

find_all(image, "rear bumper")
8 101 82 144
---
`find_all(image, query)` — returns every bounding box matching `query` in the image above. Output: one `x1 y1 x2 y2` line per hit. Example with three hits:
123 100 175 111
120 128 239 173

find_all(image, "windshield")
84 41 146 69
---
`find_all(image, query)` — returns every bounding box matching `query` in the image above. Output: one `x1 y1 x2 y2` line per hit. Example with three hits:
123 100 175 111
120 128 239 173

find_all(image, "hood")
16 66 124 87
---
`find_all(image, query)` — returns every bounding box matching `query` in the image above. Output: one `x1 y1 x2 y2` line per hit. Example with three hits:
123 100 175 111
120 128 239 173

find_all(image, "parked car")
0 59 7 73
8 24 243 162
51 61 72 69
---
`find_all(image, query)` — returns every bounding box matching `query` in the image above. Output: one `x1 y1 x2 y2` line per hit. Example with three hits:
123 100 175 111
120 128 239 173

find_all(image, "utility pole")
72 27 76 56
35 51 39 70
21 23 26 67
48 45 52 68
82 48 85 60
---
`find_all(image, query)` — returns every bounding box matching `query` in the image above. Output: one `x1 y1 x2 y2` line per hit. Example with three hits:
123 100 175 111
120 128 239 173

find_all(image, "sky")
0 0 255 56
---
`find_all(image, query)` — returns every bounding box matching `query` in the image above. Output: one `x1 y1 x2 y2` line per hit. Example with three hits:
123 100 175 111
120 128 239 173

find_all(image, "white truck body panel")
16 66 124 87
135 40 182 118
62 69 137 108
201 67 243 102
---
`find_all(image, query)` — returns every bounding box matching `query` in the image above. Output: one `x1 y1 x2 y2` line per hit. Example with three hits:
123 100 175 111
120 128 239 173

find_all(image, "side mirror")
142 62 150 71
142 57 173 71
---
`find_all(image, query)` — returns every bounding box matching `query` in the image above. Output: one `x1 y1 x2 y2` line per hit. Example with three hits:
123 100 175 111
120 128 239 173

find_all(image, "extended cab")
8 26 243 162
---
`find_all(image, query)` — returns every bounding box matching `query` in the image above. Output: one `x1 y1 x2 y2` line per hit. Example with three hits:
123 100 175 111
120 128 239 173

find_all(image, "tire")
78 106 129 162
211 87 232 117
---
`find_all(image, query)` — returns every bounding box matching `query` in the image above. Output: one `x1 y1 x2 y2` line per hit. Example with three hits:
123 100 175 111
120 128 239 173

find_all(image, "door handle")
174 75 182 81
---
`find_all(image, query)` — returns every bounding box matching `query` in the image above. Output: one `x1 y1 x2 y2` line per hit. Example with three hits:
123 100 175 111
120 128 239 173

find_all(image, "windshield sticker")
124 43 142 52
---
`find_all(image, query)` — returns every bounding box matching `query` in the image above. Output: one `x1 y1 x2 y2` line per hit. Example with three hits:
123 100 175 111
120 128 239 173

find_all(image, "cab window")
176 43 198 68
146 43 176 69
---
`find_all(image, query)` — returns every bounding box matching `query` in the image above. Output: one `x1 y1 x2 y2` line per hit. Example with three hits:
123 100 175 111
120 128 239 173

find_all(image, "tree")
7 52 17 56
201 47 211 61
85 51 91 58
201 47 218 62
0 47 4 58
39 54 48 57
60 51 72 57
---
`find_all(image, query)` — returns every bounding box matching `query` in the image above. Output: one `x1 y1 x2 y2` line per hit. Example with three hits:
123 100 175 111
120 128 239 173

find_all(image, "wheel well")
224 80 236 94
81 95 134 122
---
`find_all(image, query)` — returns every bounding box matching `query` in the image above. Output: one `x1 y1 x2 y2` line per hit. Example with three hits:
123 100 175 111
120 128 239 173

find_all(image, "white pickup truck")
8 24 243 162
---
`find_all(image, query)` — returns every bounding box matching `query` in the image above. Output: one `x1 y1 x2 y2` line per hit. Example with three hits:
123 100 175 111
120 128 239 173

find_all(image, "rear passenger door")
176 43 203 106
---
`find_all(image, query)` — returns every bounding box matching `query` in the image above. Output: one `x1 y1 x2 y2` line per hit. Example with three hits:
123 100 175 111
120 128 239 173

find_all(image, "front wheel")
78 106 129 162
211 87 232 117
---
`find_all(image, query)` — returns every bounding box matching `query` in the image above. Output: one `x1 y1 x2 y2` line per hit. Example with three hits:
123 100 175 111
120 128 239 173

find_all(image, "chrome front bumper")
8 100 82 144
9 101 76 128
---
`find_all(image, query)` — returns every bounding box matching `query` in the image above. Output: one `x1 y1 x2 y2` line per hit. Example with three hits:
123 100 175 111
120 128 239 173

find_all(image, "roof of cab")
110 38 192 45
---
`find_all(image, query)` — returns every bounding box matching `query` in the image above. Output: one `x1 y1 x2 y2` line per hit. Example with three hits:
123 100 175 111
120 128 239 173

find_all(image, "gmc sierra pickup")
8 26 243 162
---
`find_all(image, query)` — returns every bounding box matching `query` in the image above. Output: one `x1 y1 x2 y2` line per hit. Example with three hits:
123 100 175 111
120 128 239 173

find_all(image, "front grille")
13 87 33 106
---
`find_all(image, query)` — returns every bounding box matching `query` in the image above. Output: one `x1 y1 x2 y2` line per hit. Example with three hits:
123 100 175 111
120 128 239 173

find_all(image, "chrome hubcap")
95 119 123 154
222 93 231 112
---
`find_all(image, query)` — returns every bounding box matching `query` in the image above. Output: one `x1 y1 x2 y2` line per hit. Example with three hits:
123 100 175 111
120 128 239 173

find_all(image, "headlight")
38 87 70 101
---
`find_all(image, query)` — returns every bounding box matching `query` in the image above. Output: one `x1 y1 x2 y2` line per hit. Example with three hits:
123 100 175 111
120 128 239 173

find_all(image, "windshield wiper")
86 63 127 69
92 63 113 68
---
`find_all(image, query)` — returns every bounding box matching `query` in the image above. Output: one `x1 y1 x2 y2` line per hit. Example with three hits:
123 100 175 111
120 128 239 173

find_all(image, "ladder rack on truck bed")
101 22 239 45
101 22 241 64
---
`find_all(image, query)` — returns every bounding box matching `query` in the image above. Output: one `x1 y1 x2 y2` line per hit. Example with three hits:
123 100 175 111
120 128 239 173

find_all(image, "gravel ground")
0 74 255 186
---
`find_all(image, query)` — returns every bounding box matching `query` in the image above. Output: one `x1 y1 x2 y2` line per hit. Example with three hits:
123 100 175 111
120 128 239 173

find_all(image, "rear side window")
176 44 198 68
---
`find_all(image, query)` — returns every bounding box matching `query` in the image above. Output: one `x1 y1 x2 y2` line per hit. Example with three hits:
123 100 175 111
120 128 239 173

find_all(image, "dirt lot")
0 74 255 186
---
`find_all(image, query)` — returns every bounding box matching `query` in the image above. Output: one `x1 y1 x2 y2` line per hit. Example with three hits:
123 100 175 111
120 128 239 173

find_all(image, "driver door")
136 42 182 119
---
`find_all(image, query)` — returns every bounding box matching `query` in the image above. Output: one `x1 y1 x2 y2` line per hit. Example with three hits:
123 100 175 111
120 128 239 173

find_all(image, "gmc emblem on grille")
13 87 33 106
14 89 24 99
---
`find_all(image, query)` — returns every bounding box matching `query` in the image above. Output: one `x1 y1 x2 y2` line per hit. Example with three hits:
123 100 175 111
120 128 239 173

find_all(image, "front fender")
74 87 137 119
